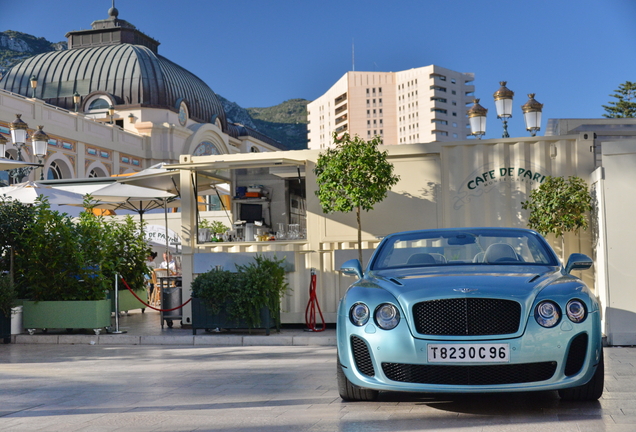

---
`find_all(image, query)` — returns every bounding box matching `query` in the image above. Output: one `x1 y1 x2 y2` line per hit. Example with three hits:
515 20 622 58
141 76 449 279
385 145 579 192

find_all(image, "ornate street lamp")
9 114 32 182
493 81 514 138
73 92 81 113
31 126 49 180
30 75 38 98
521 93 543 137
128 113 135 124
108 105 115 124
468 99 488 139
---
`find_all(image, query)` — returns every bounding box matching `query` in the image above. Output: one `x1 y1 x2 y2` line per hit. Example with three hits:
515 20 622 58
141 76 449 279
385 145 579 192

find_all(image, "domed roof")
0 45 227 129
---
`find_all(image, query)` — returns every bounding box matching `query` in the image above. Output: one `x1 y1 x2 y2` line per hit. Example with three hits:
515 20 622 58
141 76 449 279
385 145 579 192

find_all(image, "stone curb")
12 333 336 347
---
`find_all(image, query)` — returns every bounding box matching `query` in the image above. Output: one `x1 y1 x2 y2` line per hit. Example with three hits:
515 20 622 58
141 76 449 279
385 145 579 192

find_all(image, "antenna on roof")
352 39 355 71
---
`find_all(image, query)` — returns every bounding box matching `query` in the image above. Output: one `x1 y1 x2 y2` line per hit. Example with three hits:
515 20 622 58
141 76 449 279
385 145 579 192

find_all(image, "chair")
406 253 436 266
484 243 519 263
150 268 173 307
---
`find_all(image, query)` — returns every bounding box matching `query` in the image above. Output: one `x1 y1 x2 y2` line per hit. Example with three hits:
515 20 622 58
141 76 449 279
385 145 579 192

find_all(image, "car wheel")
558 350 604 401
337 361 379 401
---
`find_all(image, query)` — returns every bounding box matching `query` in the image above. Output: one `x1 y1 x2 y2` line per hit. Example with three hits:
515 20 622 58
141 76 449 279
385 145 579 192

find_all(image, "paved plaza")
0 342 636 431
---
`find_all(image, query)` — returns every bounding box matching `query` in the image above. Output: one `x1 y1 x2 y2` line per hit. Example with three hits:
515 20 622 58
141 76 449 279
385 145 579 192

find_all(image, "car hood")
371 265 562 307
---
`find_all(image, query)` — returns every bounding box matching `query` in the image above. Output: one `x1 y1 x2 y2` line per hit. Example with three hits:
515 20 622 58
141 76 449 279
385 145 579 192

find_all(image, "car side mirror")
340 259 363 279
564 253 593 274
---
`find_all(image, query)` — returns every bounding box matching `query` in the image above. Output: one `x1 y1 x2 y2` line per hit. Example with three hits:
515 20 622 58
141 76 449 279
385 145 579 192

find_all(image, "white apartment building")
307 65 475 148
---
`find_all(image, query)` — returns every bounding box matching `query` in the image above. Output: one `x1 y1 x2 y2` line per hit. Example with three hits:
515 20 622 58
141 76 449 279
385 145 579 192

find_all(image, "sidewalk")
11 308 337 347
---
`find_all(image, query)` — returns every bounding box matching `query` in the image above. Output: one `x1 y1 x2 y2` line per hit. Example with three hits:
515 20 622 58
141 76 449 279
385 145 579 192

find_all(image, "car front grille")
351 335 375 377
413 298 521 336
564 333 588 376
382 361 557 385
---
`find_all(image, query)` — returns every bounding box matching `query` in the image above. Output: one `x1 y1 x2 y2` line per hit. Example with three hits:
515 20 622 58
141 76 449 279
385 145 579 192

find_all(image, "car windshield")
370 229 558 270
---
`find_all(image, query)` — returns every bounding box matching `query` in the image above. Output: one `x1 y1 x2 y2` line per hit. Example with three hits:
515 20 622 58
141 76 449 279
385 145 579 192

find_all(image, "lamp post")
468 99 488 139
108 105 115 124
521 93 543 137
29 75 37 98
73 92 81 113
31 126 49 180
493 81 514 138
9 114 32 183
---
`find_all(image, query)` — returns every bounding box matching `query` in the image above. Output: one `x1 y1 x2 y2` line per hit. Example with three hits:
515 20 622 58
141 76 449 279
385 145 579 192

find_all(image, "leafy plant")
199 219 229 234
0 274 16 317
314 132 400 264
191 255 289 329
602 81 636 118
521 176 592 260
0 197 35 290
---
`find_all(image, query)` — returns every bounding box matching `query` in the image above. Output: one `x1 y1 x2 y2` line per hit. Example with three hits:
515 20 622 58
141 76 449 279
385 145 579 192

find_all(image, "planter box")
110 288 147 313
191 297 277 335
23 299 111 334
0 310 10 343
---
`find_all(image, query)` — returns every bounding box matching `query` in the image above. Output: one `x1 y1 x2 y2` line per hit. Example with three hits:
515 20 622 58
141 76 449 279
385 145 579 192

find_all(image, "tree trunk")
357 205 362 265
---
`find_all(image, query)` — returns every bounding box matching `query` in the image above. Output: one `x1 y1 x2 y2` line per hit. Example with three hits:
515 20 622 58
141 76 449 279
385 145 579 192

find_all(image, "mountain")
0 31 66 76
0 30 309 150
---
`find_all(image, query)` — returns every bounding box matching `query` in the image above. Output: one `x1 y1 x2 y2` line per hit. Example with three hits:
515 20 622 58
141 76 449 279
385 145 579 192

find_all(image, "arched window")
88 98 110 110
47 161 64 180
192 141 222 156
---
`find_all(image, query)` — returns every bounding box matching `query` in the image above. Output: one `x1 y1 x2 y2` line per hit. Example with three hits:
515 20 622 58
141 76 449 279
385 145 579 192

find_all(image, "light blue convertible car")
337 227 603 401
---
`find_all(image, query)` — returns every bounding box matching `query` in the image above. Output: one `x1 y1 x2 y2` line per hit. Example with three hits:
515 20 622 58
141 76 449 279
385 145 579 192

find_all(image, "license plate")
427 343 510 363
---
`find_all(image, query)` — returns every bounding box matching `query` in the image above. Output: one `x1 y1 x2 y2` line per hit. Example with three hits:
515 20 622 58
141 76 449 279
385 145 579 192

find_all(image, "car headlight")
350 303 370 326
375 303 400 330
566 299 587 323
535 301 561 328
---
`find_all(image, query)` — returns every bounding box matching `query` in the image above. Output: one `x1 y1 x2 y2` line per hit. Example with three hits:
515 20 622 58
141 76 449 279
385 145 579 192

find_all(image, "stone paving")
0 343 635 431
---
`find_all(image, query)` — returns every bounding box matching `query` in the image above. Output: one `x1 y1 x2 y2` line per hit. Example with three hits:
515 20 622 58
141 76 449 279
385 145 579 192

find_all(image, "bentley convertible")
337 228 603 401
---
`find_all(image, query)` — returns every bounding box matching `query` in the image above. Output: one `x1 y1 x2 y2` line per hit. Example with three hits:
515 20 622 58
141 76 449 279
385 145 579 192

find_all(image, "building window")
452 112 457 116
47 161 64 180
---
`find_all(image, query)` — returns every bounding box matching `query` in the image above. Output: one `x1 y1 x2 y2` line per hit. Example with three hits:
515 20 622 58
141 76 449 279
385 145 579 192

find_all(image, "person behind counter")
160 252 177 273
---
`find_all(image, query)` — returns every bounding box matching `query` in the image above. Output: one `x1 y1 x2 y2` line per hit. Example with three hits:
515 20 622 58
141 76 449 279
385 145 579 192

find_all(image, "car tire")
558 350 604 401
337 361 379 401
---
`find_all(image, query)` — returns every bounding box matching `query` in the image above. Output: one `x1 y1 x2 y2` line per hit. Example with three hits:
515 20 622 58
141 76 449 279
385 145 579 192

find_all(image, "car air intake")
564 333 589 376
413 298 521 335
351 335 375 377
382 361 557 385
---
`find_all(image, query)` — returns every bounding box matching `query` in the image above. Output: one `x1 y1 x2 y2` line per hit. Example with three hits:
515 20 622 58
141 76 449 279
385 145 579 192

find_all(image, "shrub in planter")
191 255 289 330
0 274 16 342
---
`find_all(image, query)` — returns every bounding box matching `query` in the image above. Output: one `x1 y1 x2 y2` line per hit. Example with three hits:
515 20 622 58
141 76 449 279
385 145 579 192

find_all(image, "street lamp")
521 93 543 137
128 113 135 124
493 81 514 138
73 92 81 113
467 99 488 139
108 105 115 124
30 75 38 98
9 114 32 183
31 126 49 180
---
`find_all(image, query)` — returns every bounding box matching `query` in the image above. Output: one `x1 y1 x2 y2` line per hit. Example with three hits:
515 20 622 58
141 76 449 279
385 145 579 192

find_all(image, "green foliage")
0 274 17 316
191 255 289 329
314 132 400 262
247 99 309 124
14 197 93 301
199 219 229 234
0 30 67 71
602 81 636 118
521 176 592 238
2 195 150 301
315 132 400 214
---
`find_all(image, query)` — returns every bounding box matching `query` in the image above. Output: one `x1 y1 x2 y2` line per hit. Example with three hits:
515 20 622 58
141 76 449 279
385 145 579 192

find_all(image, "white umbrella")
0 181 86 206
0 159 42 171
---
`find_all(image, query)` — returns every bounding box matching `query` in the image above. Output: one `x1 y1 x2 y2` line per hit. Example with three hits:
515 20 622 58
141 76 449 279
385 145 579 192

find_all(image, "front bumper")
337 311 602 394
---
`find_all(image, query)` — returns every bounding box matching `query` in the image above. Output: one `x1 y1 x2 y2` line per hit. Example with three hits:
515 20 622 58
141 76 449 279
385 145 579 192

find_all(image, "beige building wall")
307 65 474 149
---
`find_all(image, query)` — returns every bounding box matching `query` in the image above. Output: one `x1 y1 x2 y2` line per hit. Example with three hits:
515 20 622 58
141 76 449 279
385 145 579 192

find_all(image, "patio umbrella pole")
111 273 127 334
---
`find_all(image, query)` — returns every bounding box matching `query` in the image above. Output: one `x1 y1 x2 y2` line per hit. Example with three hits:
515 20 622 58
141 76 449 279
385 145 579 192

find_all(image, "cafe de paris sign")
453 163 550 210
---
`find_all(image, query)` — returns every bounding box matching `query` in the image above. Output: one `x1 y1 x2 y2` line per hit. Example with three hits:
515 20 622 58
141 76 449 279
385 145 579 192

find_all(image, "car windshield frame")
369 228 560 271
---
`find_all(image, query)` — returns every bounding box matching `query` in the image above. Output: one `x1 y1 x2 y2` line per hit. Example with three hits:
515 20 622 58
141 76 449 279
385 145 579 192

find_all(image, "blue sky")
2 0 635 138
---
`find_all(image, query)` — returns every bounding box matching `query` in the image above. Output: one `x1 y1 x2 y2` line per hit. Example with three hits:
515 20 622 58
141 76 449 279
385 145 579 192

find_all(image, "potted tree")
15 197 149 334
191 254 289 335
